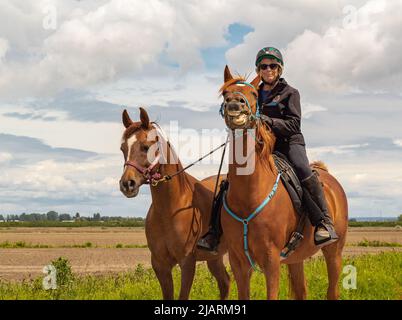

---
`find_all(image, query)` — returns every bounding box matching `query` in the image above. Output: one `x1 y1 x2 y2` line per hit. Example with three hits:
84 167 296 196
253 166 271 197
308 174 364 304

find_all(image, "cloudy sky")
0 0 401 218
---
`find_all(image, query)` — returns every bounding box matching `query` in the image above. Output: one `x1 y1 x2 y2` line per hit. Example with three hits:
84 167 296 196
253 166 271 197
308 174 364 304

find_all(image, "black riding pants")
275 143 313 181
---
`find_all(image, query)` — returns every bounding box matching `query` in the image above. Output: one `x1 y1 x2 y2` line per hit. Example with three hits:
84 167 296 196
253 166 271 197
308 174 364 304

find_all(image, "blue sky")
0 0 401 218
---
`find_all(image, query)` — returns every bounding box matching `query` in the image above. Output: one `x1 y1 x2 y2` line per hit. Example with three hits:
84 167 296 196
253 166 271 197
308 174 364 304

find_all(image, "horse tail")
311 160 329 172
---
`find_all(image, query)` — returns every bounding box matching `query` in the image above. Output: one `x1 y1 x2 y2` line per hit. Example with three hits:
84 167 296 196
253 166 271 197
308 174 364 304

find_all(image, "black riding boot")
301 173 339 246
196 180 228 254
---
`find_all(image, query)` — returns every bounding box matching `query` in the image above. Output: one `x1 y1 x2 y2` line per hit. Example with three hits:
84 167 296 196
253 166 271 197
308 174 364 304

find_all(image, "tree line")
0 211 145 223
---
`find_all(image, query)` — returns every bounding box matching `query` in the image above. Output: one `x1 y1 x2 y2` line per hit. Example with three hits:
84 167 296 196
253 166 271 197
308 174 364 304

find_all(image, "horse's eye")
239 98 245 104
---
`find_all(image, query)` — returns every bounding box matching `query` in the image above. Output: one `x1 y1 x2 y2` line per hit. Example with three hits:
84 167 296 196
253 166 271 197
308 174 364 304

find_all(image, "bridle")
123 124 228 187
124 153 162 186
220 80 266 144
219 81 261 127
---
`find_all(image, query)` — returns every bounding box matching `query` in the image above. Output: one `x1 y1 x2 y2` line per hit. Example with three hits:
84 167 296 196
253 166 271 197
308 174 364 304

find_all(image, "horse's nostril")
121 180 135 191
128 180 136 188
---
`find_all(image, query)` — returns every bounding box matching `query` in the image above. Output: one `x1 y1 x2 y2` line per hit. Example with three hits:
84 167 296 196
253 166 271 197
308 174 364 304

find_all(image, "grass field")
0 252 400 300
0 220 401 228
0 226 400 300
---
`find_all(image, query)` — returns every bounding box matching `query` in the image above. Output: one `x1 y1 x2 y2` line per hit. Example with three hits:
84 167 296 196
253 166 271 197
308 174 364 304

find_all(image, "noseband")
219 81 261 123
124 153 162 186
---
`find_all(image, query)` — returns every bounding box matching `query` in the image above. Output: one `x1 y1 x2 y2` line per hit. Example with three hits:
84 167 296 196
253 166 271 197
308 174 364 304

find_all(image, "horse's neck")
227 135 277 210
150 160 193 213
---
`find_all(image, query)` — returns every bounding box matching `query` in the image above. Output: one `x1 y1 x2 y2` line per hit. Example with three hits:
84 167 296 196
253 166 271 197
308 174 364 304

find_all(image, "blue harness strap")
222 173 281 269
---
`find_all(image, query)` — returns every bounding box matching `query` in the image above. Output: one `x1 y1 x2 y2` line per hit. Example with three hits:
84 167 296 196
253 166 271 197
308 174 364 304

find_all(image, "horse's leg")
151 255 175 300
229 253 252 300
207 257 231 300
262 247 281 300
287 262 307 300
178 255 196 300
321 242 343 300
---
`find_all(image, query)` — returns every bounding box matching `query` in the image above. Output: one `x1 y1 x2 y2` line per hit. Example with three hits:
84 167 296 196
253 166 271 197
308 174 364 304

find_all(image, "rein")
125 124 229 186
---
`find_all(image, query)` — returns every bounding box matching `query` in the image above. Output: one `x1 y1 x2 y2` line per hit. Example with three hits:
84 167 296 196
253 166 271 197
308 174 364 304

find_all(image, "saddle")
272 151 303 215
271 152 308 259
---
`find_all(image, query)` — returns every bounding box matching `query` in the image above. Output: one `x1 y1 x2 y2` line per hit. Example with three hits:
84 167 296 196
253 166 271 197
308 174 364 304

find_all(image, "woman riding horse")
198 47 338 252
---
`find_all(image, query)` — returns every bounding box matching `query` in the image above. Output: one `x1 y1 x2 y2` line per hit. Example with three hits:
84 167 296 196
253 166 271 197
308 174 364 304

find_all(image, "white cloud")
394 139 402 147
284 0 402 97
0 156 121 198
307 143 369 159
0 152 13 163
0 38 8 62
0 106 122 154
225 0 402 97
0 0 357 99
302 103 327 119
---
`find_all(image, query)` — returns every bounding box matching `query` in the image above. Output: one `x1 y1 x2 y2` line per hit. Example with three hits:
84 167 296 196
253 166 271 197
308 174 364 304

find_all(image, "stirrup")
280 232 304 260
196 233 219 255
314 221 339 246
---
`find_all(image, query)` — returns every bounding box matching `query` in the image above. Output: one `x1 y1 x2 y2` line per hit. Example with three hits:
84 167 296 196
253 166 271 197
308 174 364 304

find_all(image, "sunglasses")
259 63 279 71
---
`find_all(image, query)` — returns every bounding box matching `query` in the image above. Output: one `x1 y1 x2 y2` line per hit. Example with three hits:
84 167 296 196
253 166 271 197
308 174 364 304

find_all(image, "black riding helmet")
255 47 284 67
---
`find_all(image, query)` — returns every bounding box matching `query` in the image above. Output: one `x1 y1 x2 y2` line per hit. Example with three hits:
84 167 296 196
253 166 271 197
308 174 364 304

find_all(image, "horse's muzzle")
224 103 250 129
120 179 139 198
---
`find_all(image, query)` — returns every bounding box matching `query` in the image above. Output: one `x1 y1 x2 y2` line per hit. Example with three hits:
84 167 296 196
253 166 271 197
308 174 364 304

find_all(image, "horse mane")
256 122 277 173
311 161 329 172
152 123 192 190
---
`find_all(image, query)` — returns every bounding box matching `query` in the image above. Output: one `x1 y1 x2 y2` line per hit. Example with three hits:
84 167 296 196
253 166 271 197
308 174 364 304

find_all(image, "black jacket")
258 78 305 146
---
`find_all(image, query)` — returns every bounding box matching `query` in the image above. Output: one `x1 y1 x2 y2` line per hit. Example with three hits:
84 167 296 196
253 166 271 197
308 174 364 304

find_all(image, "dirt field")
0 227 400 281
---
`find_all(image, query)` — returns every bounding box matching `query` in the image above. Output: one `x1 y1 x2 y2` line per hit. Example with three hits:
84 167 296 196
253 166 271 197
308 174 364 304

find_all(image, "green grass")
0 252 400 300
355 239 402 247
348 221 402 228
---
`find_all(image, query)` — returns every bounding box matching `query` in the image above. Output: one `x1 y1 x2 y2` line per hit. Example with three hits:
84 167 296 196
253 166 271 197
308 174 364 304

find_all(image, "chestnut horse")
220 66 348 300
119 107 230 300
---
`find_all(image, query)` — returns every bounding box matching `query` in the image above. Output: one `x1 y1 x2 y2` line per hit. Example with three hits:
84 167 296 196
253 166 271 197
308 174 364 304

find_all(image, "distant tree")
59 213 72 221
349 218 357 222
46 211 59 221
0 214 4 221
398 214 402 222
93 213 101 221
75 212 80 221
7 214 19 221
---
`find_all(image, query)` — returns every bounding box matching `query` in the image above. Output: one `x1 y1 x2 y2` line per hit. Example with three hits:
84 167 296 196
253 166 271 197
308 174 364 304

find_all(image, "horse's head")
119 107 160 198
220 65 260 130
220 65 277 157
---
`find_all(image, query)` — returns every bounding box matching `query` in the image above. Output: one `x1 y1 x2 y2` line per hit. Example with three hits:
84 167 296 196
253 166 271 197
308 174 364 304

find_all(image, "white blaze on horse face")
126 134 138 162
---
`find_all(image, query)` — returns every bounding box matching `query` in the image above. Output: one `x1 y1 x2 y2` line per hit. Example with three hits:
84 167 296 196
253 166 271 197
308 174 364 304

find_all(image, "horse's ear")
250 75 260 90
139 107 150 129
224 65 233 83
122 109 133 128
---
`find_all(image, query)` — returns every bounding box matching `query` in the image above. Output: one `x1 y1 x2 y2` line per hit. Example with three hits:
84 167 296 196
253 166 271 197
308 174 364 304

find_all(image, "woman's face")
257 58 281 85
